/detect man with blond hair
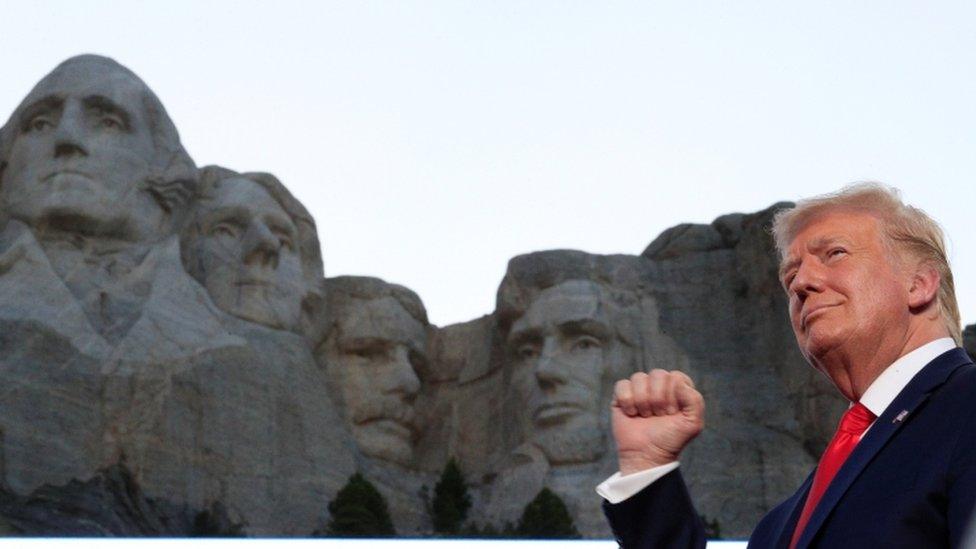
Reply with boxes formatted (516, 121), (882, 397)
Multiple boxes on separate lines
(599, 184), (976, 548)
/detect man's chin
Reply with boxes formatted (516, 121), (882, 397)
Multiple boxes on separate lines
(220, 294), (301, 332)
(355, 423), (414, 466)
(799, 327), (846, 361)
(533, 415), (604, 465)
(32, 203), (137, 239)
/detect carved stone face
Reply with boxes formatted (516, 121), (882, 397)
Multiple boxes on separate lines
(325, 296), (425, 466)
(1, 60), (164, 240)
(507, 280), (615, 465)
(185, 177), (304, 330)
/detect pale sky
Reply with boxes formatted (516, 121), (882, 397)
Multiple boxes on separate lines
(2, 1), (975, 327)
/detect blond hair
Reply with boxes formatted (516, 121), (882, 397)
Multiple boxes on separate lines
(772, 183), (961, 345)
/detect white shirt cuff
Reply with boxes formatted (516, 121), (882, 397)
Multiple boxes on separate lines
(595, 462), (680, 504)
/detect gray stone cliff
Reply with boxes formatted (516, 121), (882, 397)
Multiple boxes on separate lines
(0, 55), (967, 539)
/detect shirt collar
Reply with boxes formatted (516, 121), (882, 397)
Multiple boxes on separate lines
(859, 337), (957, 417)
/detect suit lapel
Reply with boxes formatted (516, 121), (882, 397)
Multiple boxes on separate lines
(770, 471), (814, 548)
(794, 347), (972, 549)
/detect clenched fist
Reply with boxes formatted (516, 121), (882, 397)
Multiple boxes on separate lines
(611, 369), (705, 475)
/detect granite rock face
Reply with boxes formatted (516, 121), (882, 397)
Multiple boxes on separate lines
(0, 462), (243, 536)
(640, 204), (845, 534)
(0, 55), (931, 539)
(0, 55), (355, 536)
(417, 207), (845, 538)
(315, 275), (435, 533)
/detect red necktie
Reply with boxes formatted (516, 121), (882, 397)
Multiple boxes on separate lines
(789, 401), (876, 549)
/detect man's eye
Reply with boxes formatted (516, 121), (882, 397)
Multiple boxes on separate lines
(827, 248), (847, 259)
(274, 231), (294, 250)
(99, 116), (122, 129)
(210, 223), (240, 238)
(25, 117), (53, 133)
(572, 336), (601, 352)
(92, 108), (126, 131)
(517, 345), (539, 360)
(349, 348), (382, 360)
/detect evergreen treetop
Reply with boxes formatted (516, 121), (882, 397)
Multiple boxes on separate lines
(326, 473), (395, 537)
(431, 457), (472, 535)
(515, 488), (580, 539)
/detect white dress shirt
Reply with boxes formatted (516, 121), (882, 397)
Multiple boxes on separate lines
(596, 337), (958, 504)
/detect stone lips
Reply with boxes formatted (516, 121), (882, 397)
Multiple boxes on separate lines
(0, 55), (967, 538)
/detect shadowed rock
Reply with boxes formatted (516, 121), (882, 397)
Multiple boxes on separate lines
(0, 55), (869, 539)
(0, 56), (355, 536)
(0, 462), (243, 536)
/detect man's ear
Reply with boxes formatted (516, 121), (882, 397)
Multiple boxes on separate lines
(908, 263), (940, 311)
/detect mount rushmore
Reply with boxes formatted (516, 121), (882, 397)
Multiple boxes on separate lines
(0, 55), (971, 538)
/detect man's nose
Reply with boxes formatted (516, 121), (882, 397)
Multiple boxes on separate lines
(534, 339), (567, 390)
(242, 222), (280, 268)
(53, 104), (88, 159)
(386, 346), (421, 402)
(789, 260), (825, 301)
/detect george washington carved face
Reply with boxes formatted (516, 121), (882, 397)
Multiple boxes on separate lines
(0, 55), (193, 242)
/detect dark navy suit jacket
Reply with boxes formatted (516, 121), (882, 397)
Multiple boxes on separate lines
(603, 347), (976, 548)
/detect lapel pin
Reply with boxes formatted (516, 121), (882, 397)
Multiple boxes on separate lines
(893, 410), (909, 423)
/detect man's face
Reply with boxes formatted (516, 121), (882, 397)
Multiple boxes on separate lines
(186, 177), (304, 330)
(1, 62), (161, 239)
(780, 211), (911, 369)
(507, 280), (611, 464)
(326, 296), (426, 466)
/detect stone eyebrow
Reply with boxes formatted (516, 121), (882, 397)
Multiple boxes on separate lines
(18, 95), (63, 129)
(558, 319), (610, 340)
(265, 214), (297, 238)
(507, 325), (543, 346)
(201, 206), (251, 228)
(339, 336), (392, 349)
(82, 94), (132, 130)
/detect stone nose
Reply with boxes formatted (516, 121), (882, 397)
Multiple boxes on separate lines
(534, 339), (567, 390)
(386, 345), (421, 401)
(242, 221), (280, 269)
(53, 104), (88, 159)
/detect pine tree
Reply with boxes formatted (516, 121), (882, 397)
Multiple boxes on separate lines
(700, 514), (722, 539)
(514, 488), (580, 539)
(430, 457), (472, 535)
(325, 473), (395, 537)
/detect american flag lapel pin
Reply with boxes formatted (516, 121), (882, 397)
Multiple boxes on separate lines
(893, 410), (909, 423)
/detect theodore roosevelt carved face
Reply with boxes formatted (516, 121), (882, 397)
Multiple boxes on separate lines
(320, 277), (429, 467)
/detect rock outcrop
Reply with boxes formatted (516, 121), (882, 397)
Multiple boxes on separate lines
(0, 55), (962, 539)
(0, 461), (243, 536)
(0, 55), (354, 536)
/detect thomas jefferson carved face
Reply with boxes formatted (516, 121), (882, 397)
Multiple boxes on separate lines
(507, 280), (616, 465)
(184, 176), (304, 330)
(1, 58), (167, 241)
(324, 295), (426, 466)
